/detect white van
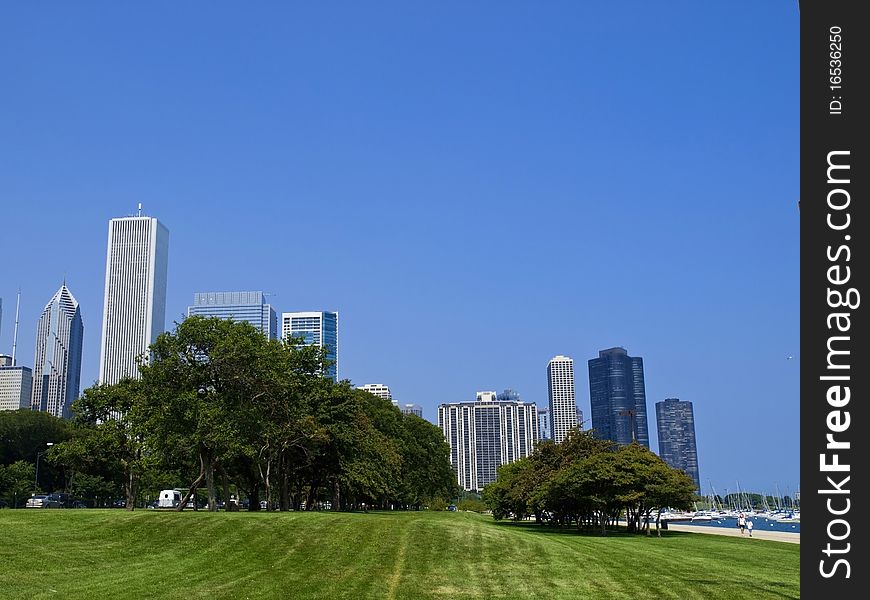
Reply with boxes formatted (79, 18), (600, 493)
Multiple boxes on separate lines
(158, 489), (182, 508)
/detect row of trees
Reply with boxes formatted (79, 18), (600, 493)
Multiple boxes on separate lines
(31, 316), (458, 511)
(481, 430), (697, 536)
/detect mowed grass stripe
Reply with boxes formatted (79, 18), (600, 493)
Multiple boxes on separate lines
(0, 510), (798, 600)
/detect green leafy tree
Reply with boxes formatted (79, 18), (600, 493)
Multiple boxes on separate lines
(49, 379), (149, 510)
(0, 460), (36, 508)
(139, 316), (278, 511)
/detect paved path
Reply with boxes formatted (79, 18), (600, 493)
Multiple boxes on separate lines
(666, 522), (800, 544)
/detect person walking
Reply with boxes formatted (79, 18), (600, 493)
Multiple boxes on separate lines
(738, 512), (746, 535)
(747, 519), (754, 537)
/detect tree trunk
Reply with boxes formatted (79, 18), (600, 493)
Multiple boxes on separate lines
(332, 479), (341, 511)
(221, 468), (232, 512)
(306, 479), (320, 510)
(124, 463), (137, 511)
(205, 453), (218, 512)
(248, 481), (260, 511)
(279, 454), (290, 511)
(178, 454), (206, 511)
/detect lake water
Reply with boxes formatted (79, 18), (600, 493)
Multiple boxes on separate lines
(674, 516), (800, 534)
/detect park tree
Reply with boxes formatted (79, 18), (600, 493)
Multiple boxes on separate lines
(0, 409), (71, 494)
(49, 379), (149, 510)
(139, 316), (288, 511)
(398, 413), (458, 509)
(0, 460), (36, 507)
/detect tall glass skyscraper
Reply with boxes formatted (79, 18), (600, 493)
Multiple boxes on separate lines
(31, 283), (84, 418)
(656, 398), (700, 492)
(537, 406), (552, 440)
(438, 391), (539, 491)
(547, 355), (577, 444)
(281, 311), (338, 380)
(588, 347), (650, 448)
(99, 212), (169, 385)
(188, 291), (277, 339)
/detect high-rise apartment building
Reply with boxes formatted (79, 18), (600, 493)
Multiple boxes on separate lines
(0, 364), (32, 411)
(438, 390), (539, 491)
(656, 398), (700, 491)
(31, 284), (84, 418)
(359, 383), (392, 402)
(547, 355), (577, 444)
(588, 347), (650, 448)
(99, 212), (169, 385)
(188, 291), (277, 339)
(281, 311), (338, 381)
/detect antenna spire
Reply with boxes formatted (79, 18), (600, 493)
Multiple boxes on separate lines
(137, 202), (143, 217)
(11, 289), (21, 366)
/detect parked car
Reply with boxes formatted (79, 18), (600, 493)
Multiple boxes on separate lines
(26, 495), (50, 508)
(47, 493), (71, 508)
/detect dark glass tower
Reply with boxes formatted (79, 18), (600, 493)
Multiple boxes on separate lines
(588, 347), (649, 447)
(655, 398), (700, 492)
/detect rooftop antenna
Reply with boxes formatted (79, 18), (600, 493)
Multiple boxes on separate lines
(137, 202), (143, 217)
(11, 289), (21, 366)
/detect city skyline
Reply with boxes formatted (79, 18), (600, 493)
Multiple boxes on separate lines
(0, 2), (799, 493)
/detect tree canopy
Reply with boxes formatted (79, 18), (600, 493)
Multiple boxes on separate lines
(483, 430), (697, 536)
(42, 315), (457, 512)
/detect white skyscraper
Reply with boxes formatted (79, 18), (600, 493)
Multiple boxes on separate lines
(547, 355), (577, 444)
(438, 391), (539, 491)
(31, 284), (84, 418)
(99, 212), (169, 385)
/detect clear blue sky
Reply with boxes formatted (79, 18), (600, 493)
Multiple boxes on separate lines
(0, 2), (799, 497)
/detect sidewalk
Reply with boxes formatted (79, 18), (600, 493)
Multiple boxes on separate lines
(666, 522), (800, 544)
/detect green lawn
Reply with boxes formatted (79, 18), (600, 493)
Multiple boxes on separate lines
(0, 509), (799, 599)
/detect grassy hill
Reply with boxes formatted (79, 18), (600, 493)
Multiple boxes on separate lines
(0, 509), (798, 599)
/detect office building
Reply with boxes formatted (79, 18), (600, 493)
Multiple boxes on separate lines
(31, 284), (84, 418)
(99, 211), (169, 384)
(656, 398), (700, 492)
(281, 311), (338, 380)
(588, 347), (650, 448)
(401, 403), (423, 418)
(577, 406), (584, 429)
(438, 390), (539, 491)
(188, 291), (277, 339)
(537, 406), (551, 440)
(547, 355), (577, 444)
(0, 365), (32, 411)
(359, 383), (392, 402)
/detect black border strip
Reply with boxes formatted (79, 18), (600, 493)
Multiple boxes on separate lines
(801, 0), (868, 594)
